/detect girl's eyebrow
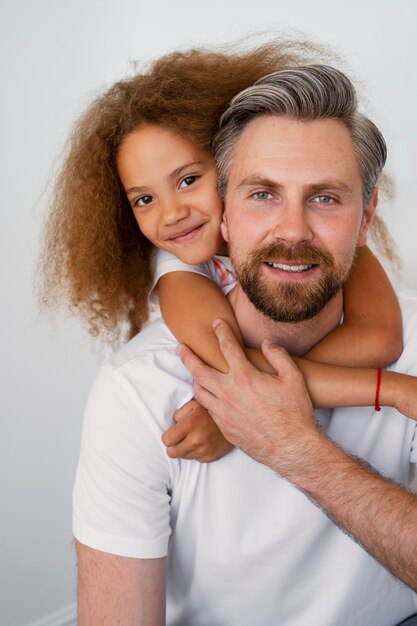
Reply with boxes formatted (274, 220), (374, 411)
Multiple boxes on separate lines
(125, 160), (207, 196)
(169, 160), (206, 179)
(126, 185), (148, 196)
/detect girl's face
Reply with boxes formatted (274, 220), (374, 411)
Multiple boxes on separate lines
(117, 125), (227, 265)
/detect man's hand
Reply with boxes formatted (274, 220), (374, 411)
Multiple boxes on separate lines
(178, 318), (318, 473)
(180, 320), (417, 592)
(162, 399), (233, 462)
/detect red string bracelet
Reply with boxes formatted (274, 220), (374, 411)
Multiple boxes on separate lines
(374, 367), (382, 411)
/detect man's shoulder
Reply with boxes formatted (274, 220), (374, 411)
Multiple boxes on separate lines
(92, 316), (191, 406)
(85, 317), (192, 433)
(107, 316), (177, 371)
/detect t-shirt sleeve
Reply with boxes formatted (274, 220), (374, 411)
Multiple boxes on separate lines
(72, 361), (173, 558)
(150, 248), (236, 304)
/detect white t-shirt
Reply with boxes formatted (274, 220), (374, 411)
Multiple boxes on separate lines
(73, 290), (417, 626)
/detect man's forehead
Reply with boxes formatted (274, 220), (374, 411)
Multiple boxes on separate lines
(233, 114), (354, 154)
(228, 114), (361, 185)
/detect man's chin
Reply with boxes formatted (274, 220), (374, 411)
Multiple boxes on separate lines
(241, 279), (343, 324)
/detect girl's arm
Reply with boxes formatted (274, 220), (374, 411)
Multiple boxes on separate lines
(304, 246), (403, 367)
(291, 357), (417, 421)
(158, 271), (241, 461)
(158, 271), (242, 374)
(158, 249), (405, 461)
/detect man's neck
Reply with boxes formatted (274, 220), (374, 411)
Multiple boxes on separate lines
(228, 286), (343, 356)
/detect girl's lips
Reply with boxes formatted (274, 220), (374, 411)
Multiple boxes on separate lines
(168, 223), (204, 244)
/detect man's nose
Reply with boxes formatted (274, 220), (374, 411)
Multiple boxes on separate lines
(271, 200), (313, 245)
(161, 196), (190, 225)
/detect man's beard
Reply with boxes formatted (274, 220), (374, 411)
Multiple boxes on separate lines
(230, 242), (353, 323)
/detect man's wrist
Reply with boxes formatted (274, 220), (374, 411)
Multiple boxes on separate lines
(269, 425), (330, 487)
(277, 430), (361, 502)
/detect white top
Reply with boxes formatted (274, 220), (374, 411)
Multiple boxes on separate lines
(150, 248), (236, 304)
(73, 290), (417, 626)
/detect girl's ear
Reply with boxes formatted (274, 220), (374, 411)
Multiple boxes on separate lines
(358, 187), (378, 247)
(221, 213), (229, 242)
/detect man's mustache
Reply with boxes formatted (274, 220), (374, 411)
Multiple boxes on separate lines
(248, 243), (335, 267)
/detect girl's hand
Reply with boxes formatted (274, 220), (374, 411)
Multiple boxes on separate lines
(162, 399), (233, 463)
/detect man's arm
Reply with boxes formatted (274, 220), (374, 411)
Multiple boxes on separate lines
(178, 319), (417, 591)
(76, 541), (166, 626)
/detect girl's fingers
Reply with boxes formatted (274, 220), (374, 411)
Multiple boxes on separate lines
(173, 398), (199, 422)
(166, 440), (194, 459)
(161, 421), (187, 447)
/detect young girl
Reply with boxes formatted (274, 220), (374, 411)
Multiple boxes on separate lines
(41, 41), (416, 462)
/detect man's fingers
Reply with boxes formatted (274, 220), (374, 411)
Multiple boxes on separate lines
(178, 321), (252, 392)
(261, 341), (304, 382)
(193, 382), (219, 416)
(212, 319), (247, 368)
(178, 344), (220, 390)
(262, 341), (305, 385)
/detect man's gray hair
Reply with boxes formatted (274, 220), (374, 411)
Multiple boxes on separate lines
(213, 65), (387, 206)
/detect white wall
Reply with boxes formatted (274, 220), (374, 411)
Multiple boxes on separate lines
(1, 1), (416, 624)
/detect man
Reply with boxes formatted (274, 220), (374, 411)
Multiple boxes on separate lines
(74, 66), (417, 625)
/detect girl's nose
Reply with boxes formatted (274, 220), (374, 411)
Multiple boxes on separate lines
(161, 197), (190, 225)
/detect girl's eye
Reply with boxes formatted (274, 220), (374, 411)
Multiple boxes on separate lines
(253, 191), (272, 200)
(179, 175), (198, 188)
(135, 195), (153, 207)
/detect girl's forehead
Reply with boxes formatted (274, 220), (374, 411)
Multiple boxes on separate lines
(117, 124), (216, 190)
(118, 125), (214, 169)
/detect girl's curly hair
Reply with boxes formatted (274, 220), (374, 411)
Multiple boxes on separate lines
(38, 39), (338, 346)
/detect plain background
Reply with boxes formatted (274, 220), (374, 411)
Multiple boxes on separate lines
(2, 1), (417, 625)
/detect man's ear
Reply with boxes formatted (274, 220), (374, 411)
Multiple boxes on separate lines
(358, 187), (378, 246)
(221, 212), (229, 242)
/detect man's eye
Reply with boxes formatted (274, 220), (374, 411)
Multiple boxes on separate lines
(135, 195), (153, 207)
(179, 175), (198, 188)
(253, 191), (272, 200)
(315, 195), (334, 205)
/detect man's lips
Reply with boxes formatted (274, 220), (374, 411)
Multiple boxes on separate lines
(167, 223), (204, 243)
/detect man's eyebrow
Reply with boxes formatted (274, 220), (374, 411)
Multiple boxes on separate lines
(237, 176), (280, 190)
(237, 176), (354, 194)
(306, 180), (354, 194)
